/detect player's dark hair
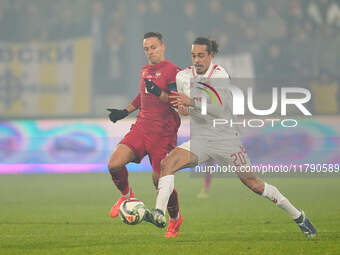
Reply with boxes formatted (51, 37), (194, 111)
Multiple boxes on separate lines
(193, 37), (219, 55)
(144, 32), (163, 43)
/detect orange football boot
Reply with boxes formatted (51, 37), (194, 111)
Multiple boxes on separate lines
(110, 190), (135, 218)
(165, 214), (183, 238)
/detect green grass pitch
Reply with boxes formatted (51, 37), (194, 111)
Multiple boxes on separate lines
(0, 172), (339, 255)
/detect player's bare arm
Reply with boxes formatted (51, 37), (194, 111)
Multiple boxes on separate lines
(107, 102), (137, 124)
(125, 103), (137, 113)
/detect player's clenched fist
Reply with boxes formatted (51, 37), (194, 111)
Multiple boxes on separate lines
(107, 108), (129, 123)
(144, 79), (162, 97)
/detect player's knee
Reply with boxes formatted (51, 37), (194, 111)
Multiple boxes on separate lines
(108, 159), (124, 174)
(160, 158), (172, 176)
(160, 158), (168, 172)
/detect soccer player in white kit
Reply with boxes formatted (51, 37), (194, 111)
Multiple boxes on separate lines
(145, 37), (317, 238)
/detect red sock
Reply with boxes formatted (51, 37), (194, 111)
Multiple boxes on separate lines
(110, 166), (129, 195)
(167, 189), (179, 219)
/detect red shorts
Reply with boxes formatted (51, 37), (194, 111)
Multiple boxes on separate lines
(119, 124), (177, 173)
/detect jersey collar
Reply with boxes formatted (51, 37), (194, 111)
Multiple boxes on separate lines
(192, 62), (216, 78)
(146, 59), (169, 70)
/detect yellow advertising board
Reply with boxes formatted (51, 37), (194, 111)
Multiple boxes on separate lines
(0, 38), (92, 118)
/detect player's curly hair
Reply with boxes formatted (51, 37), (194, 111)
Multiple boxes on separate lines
(193, 37), (218, 55)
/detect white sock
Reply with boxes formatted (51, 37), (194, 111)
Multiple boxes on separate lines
(156, 175), (175, 214)
(262, 183), (301, 220)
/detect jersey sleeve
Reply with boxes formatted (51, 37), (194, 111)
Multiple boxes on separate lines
(165, 65), (181, 94)
(168, 65), (181, 84)
(130, 93), (141, 109)
(176, 71), (190, 96)
(214, 67), (230, 79)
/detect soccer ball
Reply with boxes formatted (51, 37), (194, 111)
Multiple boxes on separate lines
(119, 198), (146, 225)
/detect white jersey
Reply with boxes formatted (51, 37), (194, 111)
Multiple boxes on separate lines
(176, 63), (247, 165)
(176, 62), (237, 138)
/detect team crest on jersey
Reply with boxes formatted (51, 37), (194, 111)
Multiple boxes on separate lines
(155, 72), (161, 78)
(143, 71), (153, 79)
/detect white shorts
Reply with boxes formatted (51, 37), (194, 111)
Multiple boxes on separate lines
(178, 137), (251, 167)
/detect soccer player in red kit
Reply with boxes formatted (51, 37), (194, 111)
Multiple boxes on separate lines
(106, 32), (182, 237)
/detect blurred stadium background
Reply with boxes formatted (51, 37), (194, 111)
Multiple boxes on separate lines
(1, 1), (340, 254)
(1, 0), (340, 174)
(1, 0), (339, 111)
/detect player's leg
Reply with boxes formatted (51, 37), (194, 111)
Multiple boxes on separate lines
(224, 145), (302, 221)
(150, 146), (196, 237)
(108, 144), (135, 193)
(146, 136), (191, 234)
(148, 156), (181, 223)
(107, 144), (137, 217)
(156, 146), (197, 213)
(238, 173), (317, 237)
(215, 140), (316, 237)
(237, 171), (301, 217)
(146, 134), (185, 219)
(151, 168), (160, 188)
(145, 145), (197, 229)
(260, 180), (317, 237)
(108, 128), (146, 218)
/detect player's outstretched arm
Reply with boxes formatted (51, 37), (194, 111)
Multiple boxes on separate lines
(107, 104), (136, 123)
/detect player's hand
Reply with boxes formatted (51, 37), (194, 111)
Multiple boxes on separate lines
(169, 91), (192, 107)
(178, 105), (189, 116)
(144, 79), (162, 97)
(106, 108), (129, 123)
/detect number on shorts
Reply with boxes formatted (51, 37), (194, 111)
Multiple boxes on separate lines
(230, 146), (247, 166)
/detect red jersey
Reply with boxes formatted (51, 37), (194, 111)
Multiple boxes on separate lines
(130, 60), (181, 136)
